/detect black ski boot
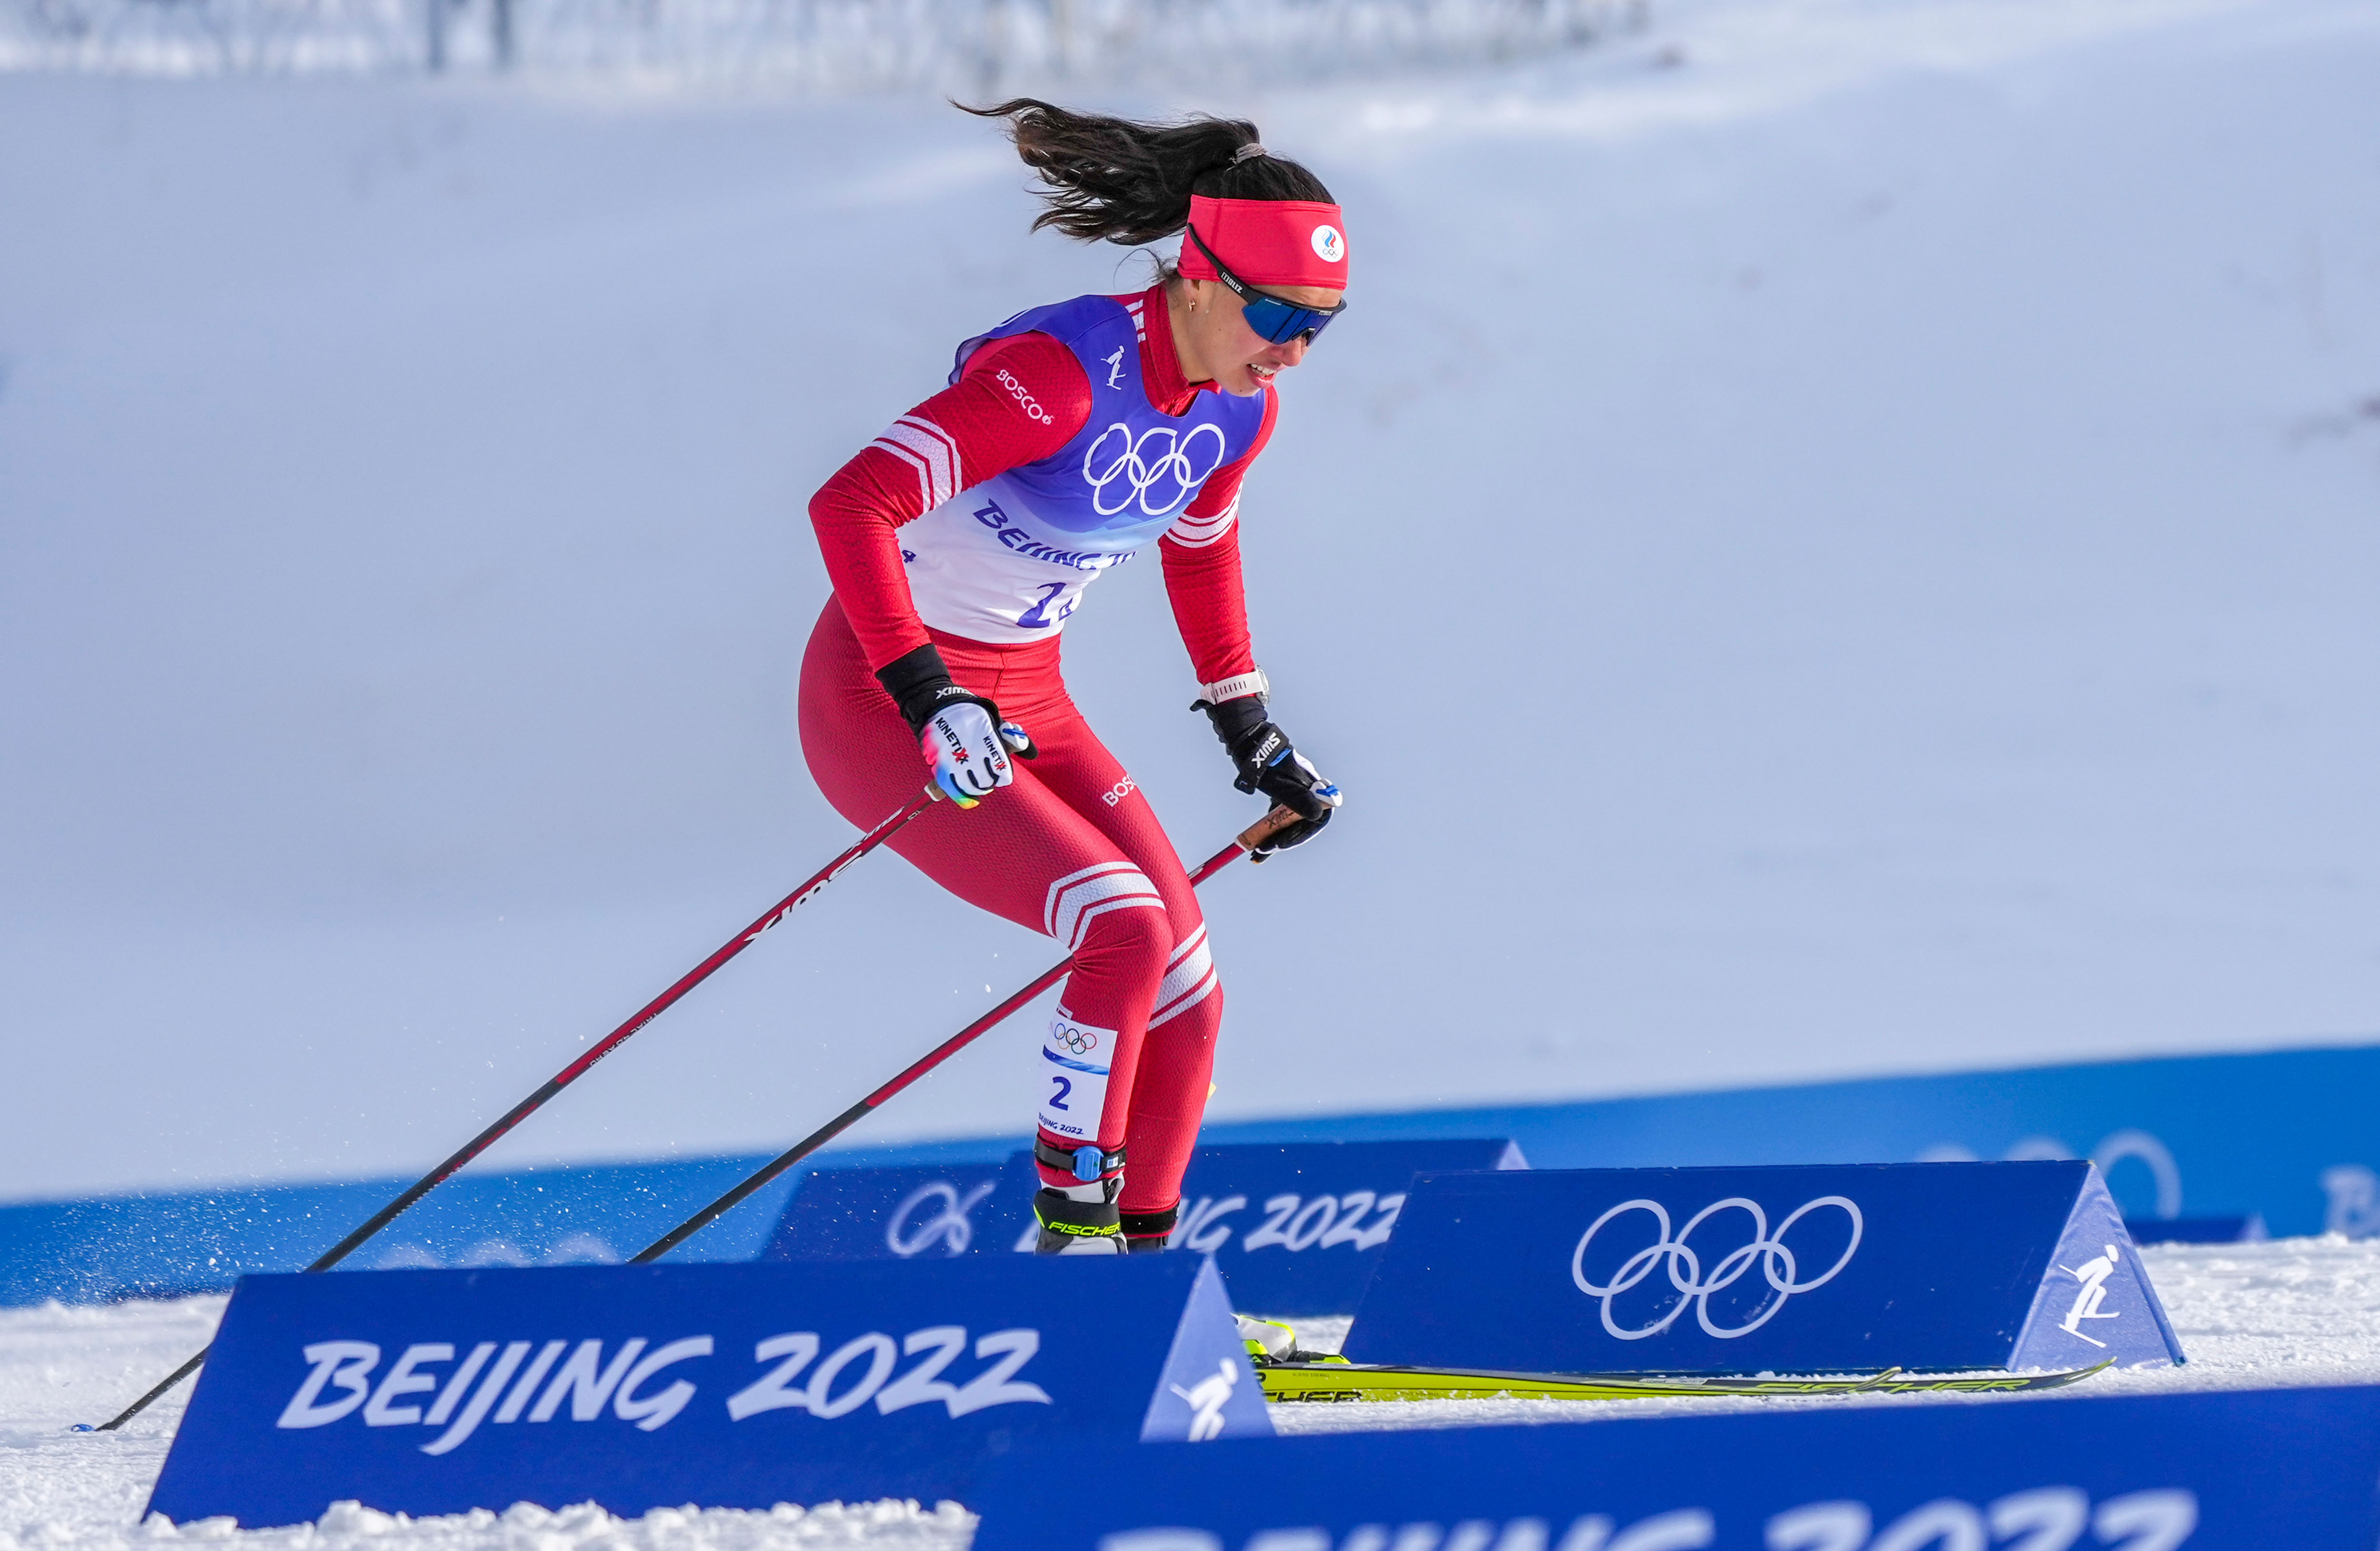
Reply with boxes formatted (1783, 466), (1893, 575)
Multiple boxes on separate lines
(1033, 1187), (1123, 1253)
(1032, 1140), (1127, 1254)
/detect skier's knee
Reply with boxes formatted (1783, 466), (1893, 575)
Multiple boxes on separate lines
(1147, 934), (1221, 1037)
(1049, 865), (1170, 956)
(1074, 896), (1171, 976)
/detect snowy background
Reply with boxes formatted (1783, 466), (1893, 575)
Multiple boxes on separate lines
(0, 0), (1641, 87)
(5, 0), (2380, 1207)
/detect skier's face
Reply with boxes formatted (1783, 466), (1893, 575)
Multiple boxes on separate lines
(1177, 278), (1344, 397)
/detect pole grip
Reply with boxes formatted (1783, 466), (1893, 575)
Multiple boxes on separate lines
(1237, 805), (1304, 860)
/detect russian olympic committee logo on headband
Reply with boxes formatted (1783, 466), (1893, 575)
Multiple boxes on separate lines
(1570, 1194), (1863, 1341)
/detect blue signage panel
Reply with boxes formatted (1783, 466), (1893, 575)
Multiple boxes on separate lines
(760, 1161), (1029, 1262)
(0, 1138), (1019, 1309)
(27, 1041), (2380, 1313)
(971, 1384), (2380, 1551)
(1345, 1161), (2182, 1375)
(147, 1255), (1268, 1529)
(2125, 1214), (2265, 1245)
(757, 1141), (1525, 1316)
(1198, 1042), (2380, 1239)
(1168, 1139), (1526, 1316)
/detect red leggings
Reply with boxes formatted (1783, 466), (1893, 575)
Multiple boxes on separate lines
(798, 598), (1219, 1214)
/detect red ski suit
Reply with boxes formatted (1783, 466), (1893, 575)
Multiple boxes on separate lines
(801, 283), (1272, 1215)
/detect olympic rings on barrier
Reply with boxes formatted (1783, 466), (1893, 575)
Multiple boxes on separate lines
(1569, 1195), (1864, 1341)
(1081, 422), (1229, 517)
(884, 1180), (999, 1257)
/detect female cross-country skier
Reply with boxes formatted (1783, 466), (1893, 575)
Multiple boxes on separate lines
(799, 100), (1347, 1254)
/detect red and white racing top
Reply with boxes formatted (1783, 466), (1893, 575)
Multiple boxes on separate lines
(808, 283), (1273, 692)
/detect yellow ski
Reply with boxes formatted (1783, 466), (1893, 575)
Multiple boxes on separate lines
(1256, 1356), (2116, 1404)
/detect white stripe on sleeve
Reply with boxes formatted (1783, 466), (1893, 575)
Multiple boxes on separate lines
(869, 414), (961, 511)
(1165, 495), (1239, 549)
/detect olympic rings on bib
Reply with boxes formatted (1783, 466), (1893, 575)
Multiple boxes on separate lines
(1081, 422), (1229, 518)
(1053, 1025), (1101, 1054)
(1569, 1195), (1864, 1341)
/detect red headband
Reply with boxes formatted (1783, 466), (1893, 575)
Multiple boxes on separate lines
(1177, 194), (1349, 290)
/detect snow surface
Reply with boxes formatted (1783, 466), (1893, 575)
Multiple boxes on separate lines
(6, 0), (2380, 1205)
(7, 1239), (2380, 1547)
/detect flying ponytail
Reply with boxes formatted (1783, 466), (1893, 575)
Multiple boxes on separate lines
(959, 98), (1336, 247)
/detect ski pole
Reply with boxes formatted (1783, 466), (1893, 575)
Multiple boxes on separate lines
(94, 786), (938, 1433)
(628, 804), (1305, 1265)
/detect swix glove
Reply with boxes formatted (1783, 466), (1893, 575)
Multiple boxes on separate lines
(1194, 691), (1341, 851)
(878, 644), (1035, 809)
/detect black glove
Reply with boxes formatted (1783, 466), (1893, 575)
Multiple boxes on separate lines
(878, 644), (1036, 807)
(1195, 693), (1341, 851)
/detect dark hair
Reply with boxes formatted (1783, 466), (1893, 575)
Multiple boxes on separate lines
(959, 98), (1334, 248)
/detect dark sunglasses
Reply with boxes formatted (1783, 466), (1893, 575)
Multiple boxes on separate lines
(1185, 224), (1347, 346)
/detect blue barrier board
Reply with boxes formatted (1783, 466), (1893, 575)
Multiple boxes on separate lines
(1166, 1139), (1526, 1316)
(2125, 1214), (2266, 1245)
(970, 1384), (2380, 1551)
(760, 1140), (1525, 1315)
(24, 1040), (2380, 1312)
(1344, 1161), (2182, 1374)
(1197, 1041), (2380, 1238)
(0, 1137), (1020, 1308)
(147, 1254), (1267, 1529)
(761, 1161), (1024, 1261)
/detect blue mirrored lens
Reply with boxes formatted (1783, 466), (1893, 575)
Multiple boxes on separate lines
(1242, 295), (1338, 345)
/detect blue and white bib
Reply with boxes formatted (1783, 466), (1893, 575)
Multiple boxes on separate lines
(897, 293), (1267, 643)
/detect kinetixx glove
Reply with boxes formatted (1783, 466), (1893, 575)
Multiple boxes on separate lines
(877, 643), (1035, 809)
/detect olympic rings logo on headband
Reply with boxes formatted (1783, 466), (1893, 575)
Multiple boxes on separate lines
(1081, 422), (1228, 517)
(1569, 1195), (1864, 1341)
(884, 1179), (998, 1257)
